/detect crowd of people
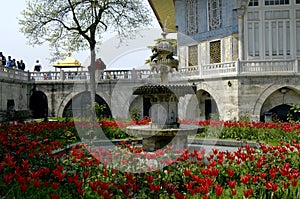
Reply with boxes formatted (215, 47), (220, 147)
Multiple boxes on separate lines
(0, 51), (27, 71)
(0, 51), (44, 72)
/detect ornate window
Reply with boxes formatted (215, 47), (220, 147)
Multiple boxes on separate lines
(249, 0), (259, 6)
(208, 0), (222, 30)
(210, 41), (221, 63)
(265, 0), (289, 5)
(188, 45), (198, 66)
(186, 0), (198, 35)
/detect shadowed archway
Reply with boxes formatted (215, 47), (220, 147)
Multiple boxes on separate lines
(29, 90), (48, 119)
(63, 91), (112, 118)
(267, 104), (300, 122)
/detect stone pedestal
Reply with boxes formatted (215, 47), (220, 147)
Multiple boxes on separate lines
(126, 124), (202, 152)
(142, 135), (188, 151)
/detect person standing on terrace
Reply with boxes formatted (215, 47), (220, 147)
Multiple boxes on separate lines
(34, 60), (42, 72)
(6, 56), (13, 68)
(0, 52), (6, 66)
(20, 60), (25, 70)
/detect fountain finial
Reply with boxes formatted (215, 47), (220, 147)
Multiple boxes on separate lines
(149, 30), (178, 84)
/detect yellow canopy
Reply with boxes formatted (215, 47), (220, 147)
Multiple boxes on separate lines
(54, 52), (81, 68)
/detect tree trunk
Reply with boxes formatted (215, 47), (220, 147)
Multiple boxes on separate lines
(89, 46), (96, 122)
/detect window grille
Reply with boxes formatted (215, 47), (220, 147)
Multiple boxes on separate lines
(188, 45), (198, 66)
(186, 0), (198, 35)
(208, 0), (222, 30)
(210, 41), (221, 63)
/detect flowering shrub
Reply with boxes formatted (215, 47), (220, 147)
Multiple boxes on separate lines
(0, 119), (299, 198)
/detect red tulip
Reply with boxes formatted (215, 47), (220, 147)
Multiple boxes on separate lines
(266, 181), (279, 191)
(2, 173), (15, 184)
(244, 189), (253, 198)
(232, 189), (237, 196)
(89, 181), (99, 191)
(20, 183), (29, 192)
(83, 171), (90, 179)
(252, 176), (259, 183)
(150, 184), (160, 192)
(259, 172), (267, 179)
(202, 195), (209, 199)
(212, 148), (219, 155)
(291, 179), (298, 187)
(227, 169), (234, 177)
(282, 181), (290, 189)
(241, 174), (251, 185)
(33, 180), (42, 189)
(214, 184), (223, 196)
(50, 194), (59, 199)
(269, 168), (278, 179)
(77, 189), (84, 196)
(228, 180), (236, 189)
(52, 182), (60, 190)
(184, 169), (191, 177)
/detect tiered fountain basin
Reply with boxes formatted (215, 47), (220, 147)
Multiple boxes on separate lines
(126, 124), (203, 151)
(127, 84), (202, 151)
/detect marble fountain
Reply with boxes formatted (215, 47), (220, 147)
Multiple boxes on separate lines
(126, 31), (202, 152)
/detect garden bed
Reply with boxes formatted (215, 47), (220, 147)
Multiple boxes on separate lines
(0, 119), (299, 198)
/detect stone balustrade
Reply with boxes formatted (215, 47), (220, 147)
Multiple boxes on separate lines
(0, 65), (30, 81)
(1, 58), (300, 82)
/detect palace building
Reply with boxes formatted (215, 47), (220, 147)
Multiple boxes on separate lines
(148, 0), (300, 121)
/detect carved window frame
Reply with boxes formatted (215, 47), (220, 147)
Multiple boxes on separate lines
(186, 0), (198, 35)
(208, 0), (222, 30)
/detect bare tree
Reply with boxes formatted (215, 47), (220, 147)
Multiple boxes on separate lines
(19, 0), (152, 118)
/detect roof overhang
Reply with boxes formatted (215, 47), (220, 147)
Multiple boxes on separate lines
(148, 0), (176, 32)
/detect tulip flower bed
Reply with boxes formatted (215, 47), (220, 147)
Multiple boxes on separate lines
(188, 120), (300, 144)
(0, 119), (299, 198)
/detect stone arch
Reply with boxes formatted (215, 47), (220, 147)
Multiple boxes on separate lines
(195, 83), (221, 120)
(57, 91), (111, 118)
(253, 84), (300, 120)
(29, 90), (48, 119)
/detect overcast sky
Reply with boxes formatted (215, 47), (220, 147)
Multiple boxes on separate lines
(0, 1), (161, 71)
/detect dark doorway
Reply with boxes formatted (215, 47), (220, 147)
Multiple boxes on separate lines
(63, 91), (112, 118)
(143, 97), (151, 117)
(29, 91), (48, 119)
(268, 104), (300, 122)
(205, 99), (218, 120)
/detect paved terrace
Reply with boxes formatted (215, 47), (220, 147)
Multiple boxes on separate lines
(1, 58), (300, 82)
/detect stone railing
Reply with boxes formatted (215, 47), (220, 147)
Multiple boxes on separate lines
(30, 71), (90, 81)
(1, 58), (300, 82)
(177, 58), (300, 78)
(0, 65), (30, 81)
(201, 62), (237, 77)
(238, 59), (297, 74)
(177, 62), (237, 78)
(29, 68), (153, 81)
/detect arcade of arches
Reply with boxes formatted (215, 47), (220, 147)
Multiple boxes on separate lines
(28, 86), (300, 122)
